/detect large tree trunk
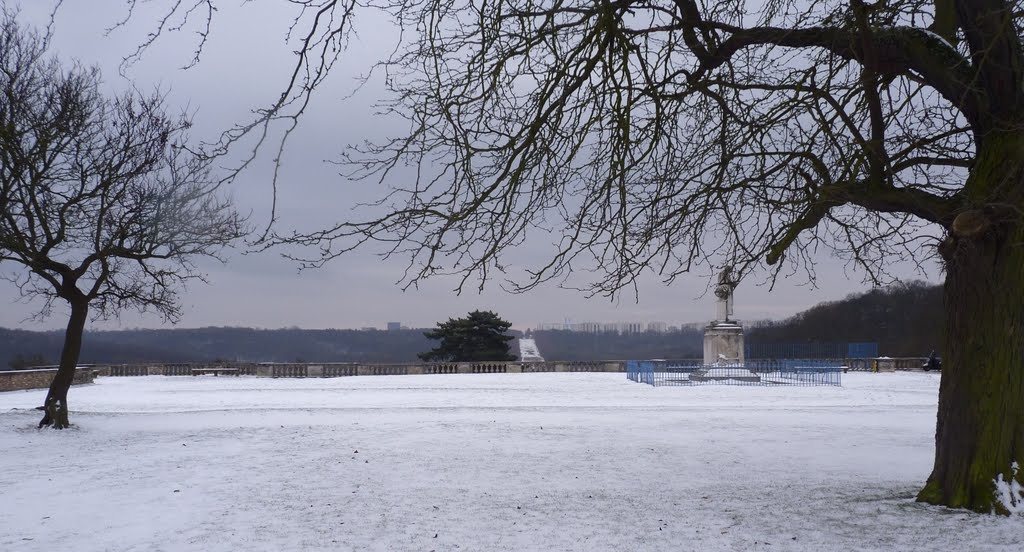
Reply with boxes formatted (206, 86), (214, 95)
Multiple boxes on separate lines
(917, 135), (1024, 514)
(38, 299), (89, 430)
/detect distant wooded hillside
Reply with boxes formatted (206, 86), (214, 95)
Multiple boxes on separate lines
(0, 327), (443, 369)
(529, 328), (704, 360)
(745, 281), (942, 357)
(1, 282), (942, 368)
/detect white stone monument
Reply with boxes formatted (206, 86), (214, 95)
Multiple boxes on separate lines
(703, 265), (745, 365)
(695, 266), (758, 382)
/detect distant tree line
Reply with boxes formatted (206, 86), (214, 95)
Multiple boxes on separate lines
(0, 327), (443, 369)
(531, 328), (704, 361)
(1, 282), (941, 368)
(7, 352), (49, 370)
(746, 281), (942, 357)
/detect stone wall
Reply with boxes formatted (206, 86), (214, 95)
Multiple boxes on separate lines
(0, 368), (97, 392)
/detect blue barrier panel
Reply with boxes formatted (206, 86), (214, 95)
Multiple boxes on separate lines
(847, 342), (879, 358)
(745, 342), (878, 360)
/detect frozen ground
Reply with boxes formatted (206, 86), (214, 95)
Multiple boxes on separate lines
(1, 372), (1021, 551)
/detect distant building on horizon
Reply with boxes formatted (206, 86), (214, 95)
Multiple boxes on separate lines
(535, 320), (672, 334)
(386, 322), (402, 331)
(646, 321), (668, 333)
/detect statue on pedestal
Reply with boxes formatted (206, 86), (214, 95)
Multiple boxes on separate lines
(700, 263), (753, 377)
(714, 265), (737, 323)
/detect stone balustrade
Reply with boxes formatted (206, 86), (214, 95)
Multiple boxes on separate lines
(1, 358), (932, 392)
(79, 359), (628, 378)
(323, 364), (358, 377)
(425, 364), (457, 374)
(844, 357), (930, 371)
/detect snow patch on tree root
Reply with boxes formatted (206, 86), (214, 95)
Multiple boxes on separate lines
(40, 396), (70, 430)
(993, 462), (1024, 515)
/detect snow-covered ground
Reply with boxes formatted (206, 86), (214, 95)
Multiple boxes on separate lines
(1, 373), (1020, 551)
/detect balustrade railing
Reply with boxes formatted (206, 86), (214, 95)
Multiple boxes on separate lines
(162, 364), (193, 376)
(272, 365), (308, 378)
(108, 365), (149, 376)
(471, 363), (507, 373)
(425, 364), (458, 374)
(370, 365), (408, 376)
(323, 364), (358, 377)
(90, 356), (926, 379)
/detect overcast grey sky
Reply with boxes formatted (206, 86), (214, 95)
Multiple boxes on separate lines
(0, 1), (943, 331)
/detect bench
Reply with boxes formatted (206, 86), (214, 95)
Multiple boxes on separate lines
(191, 367), (240, 376)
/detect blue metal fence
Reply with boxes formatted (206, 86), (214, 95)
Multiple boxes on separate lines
(744, 342), (878, 360)
(626, 359), (842, 387)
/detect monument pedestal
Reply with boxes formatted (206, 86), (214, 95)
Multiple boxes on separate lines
(703, 322), (745, 365)
(698, 321), (759, 382)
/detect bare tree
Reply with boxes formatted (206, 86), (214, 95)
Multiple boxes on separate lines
(0, 9), (247, 429)
(116, 0), (1021, 512)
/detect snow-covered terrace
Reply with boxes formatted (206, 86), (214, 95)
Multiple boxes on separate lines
(1, 372), (1021, 551)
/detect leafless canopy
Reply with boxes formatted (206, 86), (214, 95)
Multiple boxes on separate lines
(0, 8), (247, 321)
(116, 1), (1014, 296)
